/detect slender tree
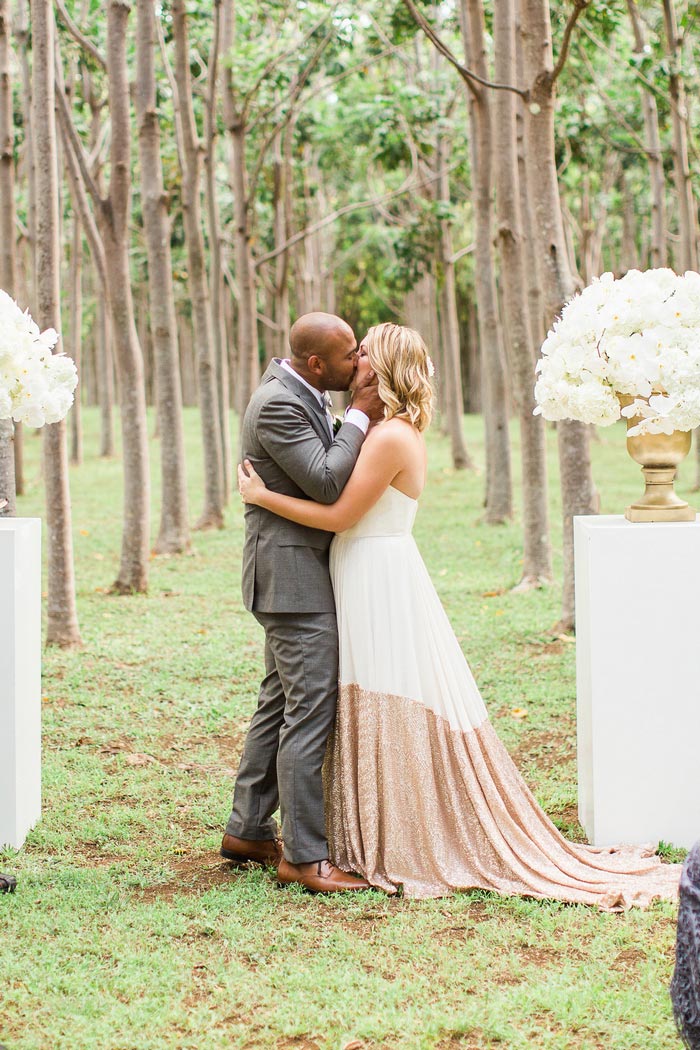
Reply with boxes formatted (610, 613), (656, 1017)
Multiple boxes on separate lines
(57, 0), (151, 592)
(32, 0), (81, 645)
(136, 0), (190, 553)
(171, 0), (225, 527)
(436, 124), (473, 470)
(0, 0), (15, 513)
(221, 0), (262, 421)
(493, 0), (551, 588)
(520, 0), (596, 630)
(661, 0), (698, 273)
(68, 214), (83, 464)
(626, 0), (667, 269)
(204, 0), (232, 502)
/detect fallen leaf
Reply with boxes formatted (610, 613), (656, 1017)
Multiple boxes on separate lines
(79, 529), (89, 537)
(481, 589), (504, 598)
(511, 708), (528, 719)
(342, 1042), (364, 1050)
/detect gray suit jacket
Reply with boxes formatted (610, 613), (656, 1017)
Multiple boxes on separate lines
(241, 360), (365, 613)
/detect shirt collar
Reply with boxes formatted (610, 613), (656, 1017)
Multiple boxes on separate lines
(280, 358), (324, 406)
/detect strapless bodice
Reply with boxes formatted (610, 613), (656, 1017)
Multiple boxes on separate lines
(335, 485), (418, 540)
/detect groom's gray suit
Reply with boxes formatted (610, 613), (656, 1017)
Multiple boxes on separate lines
(225, 360), (365, 863)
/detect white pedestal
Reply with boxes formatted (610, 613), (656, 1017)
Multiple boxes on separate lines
(0, 518), (41, 849)
(574, 514), (700, 849)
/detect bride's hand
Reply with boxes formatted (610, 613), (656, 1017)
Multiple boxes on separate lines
(238, 460), (268, 505)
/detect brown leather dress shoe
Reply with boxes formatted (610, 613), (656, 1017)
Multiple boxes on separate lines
(220, 834), (283, 867)
(277, 858), (371, 893)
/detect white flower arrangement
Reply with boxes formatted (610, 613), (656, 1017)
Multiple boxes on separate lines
(0, 289), (78, 428)
(533, 268), (700, 436)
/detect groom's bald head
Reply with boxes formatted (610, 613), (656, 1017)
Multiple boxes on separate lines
(288, 312), (357, 392)
(290, 312), (355, 365)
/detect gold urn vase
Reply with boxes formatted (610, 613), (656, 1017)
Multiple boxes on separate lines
(618, 395), (696, 522)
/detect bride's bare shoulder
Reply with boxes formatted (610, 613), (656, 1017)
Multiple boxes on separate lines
(366, 417), (421, 447)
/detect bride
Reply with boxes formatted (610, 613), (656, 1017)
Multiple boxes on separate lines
(238, 322), (679, 909)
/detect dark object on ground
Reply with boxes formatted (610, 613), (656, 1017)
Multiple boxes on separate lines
(0, 872), (16, 893)
(671, 841), (700, 1049)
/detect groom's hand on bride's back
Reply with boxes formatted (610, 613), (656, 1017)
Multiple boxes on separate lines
(351, 371), (383, 423)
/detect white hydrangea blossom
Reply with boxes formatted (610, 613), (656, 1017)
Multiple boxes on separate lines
(533, 268), (700, 436)
(0, 289), (78, 428)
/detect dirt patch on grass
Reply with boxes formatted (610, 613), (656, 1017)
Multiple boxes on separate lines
(435, 1031), (488, 1049)
(213, 728), (247, 764)
(612, 947), (647, 972)
(526, 637), (573, 659)
(134, 853), (253, 902)
(71, 842), (127, 867)
(512, 723), (575, 776)
(276, 1039), (321, 1050)
(518, 946), (564, 966)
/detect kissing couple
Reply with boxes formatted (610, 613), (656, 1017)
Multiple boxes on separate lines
(221, 311), (678, 908)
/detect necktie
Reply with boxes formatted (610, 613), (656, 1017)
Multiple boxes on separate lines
(321, 391), (334, 438)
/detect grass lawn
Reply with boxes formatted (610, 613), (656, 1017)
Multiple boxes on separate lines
(0, 407), (689, 1050)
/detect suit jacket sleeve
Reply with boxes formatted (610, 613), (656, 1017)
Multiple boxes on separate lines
(257, 398), (364, 504)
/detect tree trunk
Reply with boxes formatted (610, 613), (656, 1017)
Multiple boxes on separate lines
(205, 0), (232, 503)
(230, 120), (260, 421)
(520, 0), (597, 631)
(221, 0), (260, 426)
(621, 172), (640, 272)
(263, 123), (289, 361)
(172, 0), (224, 526)
(493, 0), (551, 588)
(0, 0), (15, 514)
(626, 0), (667, 269)
(662, 0), (698, 273)
(68, 213), (83, 465)
(12, 0), (32, 500)
(97, 296), (115, 456)
(100, 0), (150, 592)
(136, 0), (190, 554)
(32, 0), (81, 645)
(436, 131), (473, 470)
(461, 0), (513, 523)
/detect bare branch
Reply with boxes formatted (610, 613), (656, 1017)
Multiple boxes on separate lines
(401, 0), (528, 101)
(575, 44), (648, 154)
(247, 21), (334, 203)
(241, 9), (332, 120)
(551, 0), (590, 84)
(449, 242), (475, 265)
(56, 101), (106, 287)
(54, 75), (103, 210)
(155, 7), (186, 172)
(55, 0), (106, 72)
(255, 161), (462, 269)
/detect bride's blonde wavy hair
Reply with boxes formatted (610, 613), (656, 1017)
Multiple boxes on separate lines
(364, 322), (434, 432)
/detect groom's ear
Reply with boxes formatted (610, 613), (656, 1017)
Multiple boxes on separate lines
(307, 354), (323, 376)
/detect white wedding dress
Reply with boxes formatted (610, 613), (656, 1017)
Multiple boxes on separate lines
(324, 485), (680, 907)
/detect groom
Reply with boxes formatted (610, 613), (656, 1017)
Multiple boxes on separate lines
(222, 312), (382, 893)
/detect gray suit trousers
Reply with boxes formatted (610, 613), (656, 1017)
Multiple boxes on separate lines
(225, 610), (339, 864)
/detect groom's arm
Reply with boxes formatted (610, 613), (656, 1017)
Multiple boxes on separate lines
(257, 399), (365, 504)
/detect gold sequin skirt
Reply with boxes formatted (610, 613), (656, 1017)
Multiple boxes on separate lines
(326, 493), (680, 909)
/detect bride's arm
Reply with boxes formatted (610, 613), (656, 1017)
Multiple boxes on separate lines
(239, 425), (407, 532)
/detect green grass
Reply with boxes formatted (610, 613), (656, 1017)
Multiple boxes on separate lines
(0, 408), (689, 1050)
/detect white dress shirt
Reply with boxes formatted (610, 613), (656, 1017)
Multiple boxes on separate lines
(280, 359), (369, 437)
